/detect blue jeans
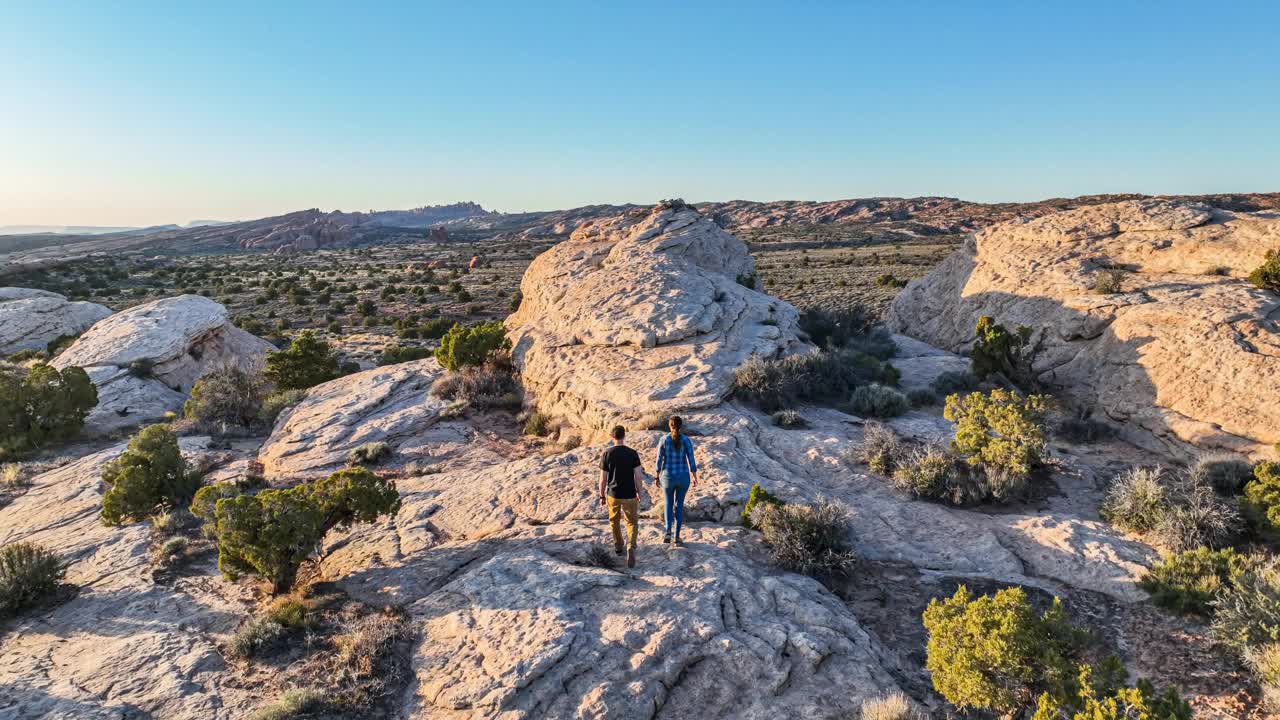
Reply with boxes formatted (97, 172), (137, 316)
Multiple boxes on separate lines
(663, 484), (689, 538)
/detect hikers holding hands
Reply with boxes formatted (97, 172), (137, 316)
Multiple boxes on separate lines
(599, 416), (700, 565)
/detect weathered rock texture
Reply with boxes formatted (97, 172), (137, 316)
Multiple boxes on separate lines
(507, 204), (809, 434)
(0, 439), (259, 720)
(51, 295), (275, 433)
(887, 199), (1280, 460)
(0, 287), (112, 356)
(257, 358), (457, 480)
(1, 203), (1224, 719)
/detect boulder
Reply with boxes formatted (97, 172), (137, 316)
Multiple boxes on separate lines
(50, 295), (275, 434)
(887, 199), (1280, 460)
(257, 358), (458, 480)
(507, 204), (809, 434)
(0, 287), (112, 356)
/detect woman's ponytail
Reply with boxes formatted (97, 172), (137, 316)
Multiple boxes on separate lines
(668, 415), (683, 442)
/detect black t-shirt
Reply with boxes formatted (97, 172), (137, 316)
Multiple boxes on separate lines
(600, 444), (642, 499)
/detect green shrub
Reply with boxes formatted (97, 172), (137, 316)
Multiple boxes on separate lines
(0, 363), (98, 460)
(850, 383), (909, 418)
(378, 345), (432, 366)
(1152, 478), (1242, 552)
(875, 273), (908, 288)
(769, 410), (806, 428)
(732, 350), (898, 413)
(0, 541), (66, 617)
(430, 353), (521, 410)
(945, 389), (1051, 483)
(1190, 453), (1254, 494)
(1091, 268), (1127, 294)
(264, 331), (340, 391)
(435, 320), (507, 371)
(931, 370), (979, 397)
(259, 389), (306, 426)
(1249, 250), (1280, 292)
(101, 424), (198, 526)
(1032, 675), (1192, 720)
(1100, 466), (1166, 533)
(969, 316), (1038, 390)
(213, 467), (400, 593)
(419, 316), (454, 339)
(347, 441), (390, 466)
(523, 411), (551, 436)
(45, 333), (79, 356)
(266, 597), (311, 628)
(891, 445), (976, 503)
(1212, 559), (1280, 657)
(797, 307), (871, 349)
(158, 536), (189, 560)
(1242, 461), (1280, 543)
(906, 388), (936, 408)
(857, 422), (904, 475)
(152, 508), (196, 533)
(846, 327), (898, 360)
(184, 365), (269, 432)
(585, 542), (617, 569)
(229, 616), (287, 659)
(924, 585), (1189, 718)
(741, 483), (785, 529)
(1139, 547), (1253, 616)
(924, 585), (1084, 715)
(190, 481), (242, 523)
(751, 500), (853, 575)
(6, 348), (44, 363)
(1102, 465), (1242, 551)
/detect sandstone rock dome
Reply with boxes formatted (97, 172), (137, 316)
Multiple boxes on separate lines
(887, 199), (1280, 460)
(507, 201), (809, 434)
(51, 294), (276, 433)
(0, 287), (112, 356)
(0, 203), (1234, 718)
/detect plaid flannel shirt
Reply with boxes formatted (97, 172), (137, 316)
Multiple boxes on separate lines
(655, 434), (697, 486)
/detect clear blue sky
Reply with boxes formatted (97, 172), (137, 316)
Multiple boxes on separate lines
(2, 0), (1278, 226)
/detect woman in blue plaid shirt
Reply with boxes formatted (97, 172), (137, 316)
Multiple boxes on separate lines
(655, 416), (698, 546)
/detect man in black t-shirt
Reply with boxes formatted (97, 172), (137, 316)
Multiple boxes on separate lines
(600, 425), (645, 568)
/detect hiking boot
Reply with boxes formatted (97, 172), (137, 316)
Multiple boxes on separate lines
(662, 534), (672, 544)
(627, 548), (636, 568)
(614, 544), (624, 556)
(673, 537), (684, 547)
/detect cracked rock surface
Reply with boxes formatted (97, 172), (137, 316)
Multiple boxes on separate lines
(886, 199), (1280, 460)
(50, 294), (276, 434)
(0, 203), (1234, 718)
(0, 438), (260, 720)
(0, 287), (112, 356)
(257, 358), (458, 480)
(507, 205), (810, 434)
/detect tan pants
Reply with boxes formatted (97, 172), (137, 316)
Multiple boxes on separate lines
(607, 496), (639, 552)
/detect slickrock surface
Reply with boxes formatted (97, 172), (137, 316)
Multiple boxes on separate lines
(507, 204), (808, 434)
(0, 287), (112, 356)
(0, 438), (259, 720)
(51, 295), (275, 434)
(887, 199), (1280, 460)
(257, 358), (458, 480)
(4, 203), (1241, 719)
